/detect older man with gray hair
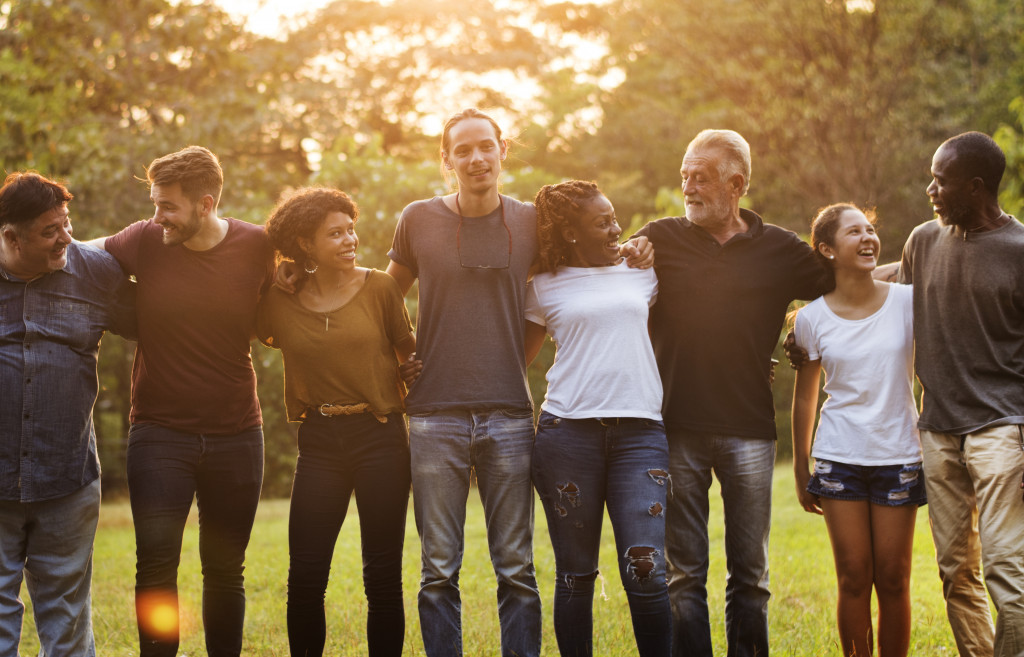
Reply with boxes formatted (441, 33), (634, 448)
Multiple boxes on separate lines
(636, 130), (830, 657)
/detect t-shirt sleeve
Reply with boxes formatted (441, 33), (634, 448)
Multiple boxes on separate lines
(897, 233), (913, 285)
(380, 273), (414, 347)
(387, 205), (418, 276)
(87, 246), (137, 339)
(787, 235), (832, 300)
(255, 291), (279, 348)
(104, 220), (149, 276)
(794, 306), (821, 361)
(523, 279), (546, 326)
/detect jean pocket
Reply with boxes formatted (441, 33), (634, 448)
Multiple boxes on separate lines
(497, 407), (534, 420)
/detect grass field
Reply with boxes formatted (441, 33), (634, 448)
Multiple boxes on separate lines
(15, 464), (961, 655)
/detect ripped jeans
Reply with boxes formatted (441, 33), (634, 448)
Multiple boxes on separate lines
(532, 412), (671, 657)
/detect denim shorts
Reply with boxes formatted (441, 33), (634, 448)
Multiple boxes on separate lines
(806, 459), (927, 507)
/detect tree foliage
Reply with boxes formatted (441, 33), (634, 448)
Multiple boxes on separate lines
(530, 0), (1024, 258)
(3, 0), (1024, 491)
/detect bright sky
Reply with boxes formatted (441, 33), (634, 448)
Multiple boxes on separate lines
(215, 0), (331, 37)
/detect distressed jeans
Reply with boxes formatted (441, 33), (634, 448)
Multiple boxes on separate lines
(126, 423), (264, 657)
(921, 425), (1024, 657)
(532, 412), (671, 657)
(0, 478), (101, 656)
(665, 432), (775, 657)
(287, 412), (410, 657)
(409, 409), (541, 657)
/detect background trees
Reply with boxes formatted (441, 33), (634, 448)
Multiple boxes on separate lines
(2, 0), (1023, 492)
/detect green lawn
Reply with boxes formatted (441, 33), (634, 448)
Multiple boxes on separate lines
(16, 464), (959, 655)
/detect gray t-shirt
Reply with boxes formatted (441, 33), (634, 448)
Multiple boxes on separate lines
(388, 195), (537, 414)
(899, 217), (1024, 434)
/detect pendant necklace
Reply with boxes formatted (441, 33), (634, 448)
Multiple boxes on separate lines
(320, 277), (345, 332)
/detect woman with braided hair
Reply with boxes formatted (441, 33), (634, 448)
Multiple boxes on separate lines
(525, 180), (671, 656)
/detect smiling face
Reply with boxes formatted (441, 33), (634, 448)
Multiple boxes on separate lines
(3, 204), (73, 279)
(302, 211), (358, 272)
(820, 209), (880, 273)
(927, 144), (976, 229)
(680, 147), (738, 227)
(563, 194), (622, 267)
(151, 182), (204, 246)
(443, 117), (507, 197)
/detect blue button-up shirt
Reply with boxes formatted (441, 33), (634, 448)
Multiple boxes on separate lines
(1, 241), (135, 502)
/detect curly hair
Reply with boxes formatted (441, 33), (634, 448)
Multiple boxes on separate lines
(264, 187), (359, 264)
(810, 202), (876, 269)
(534, 180), (602, 273)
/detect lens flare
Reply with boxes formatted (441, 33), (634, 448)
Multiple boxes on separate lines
(137, 590), (179, 640)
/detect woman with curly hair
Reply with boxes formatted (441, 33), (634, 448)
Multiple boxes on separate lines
(525, 180), (670, 656)
(257, 187), (415, 656)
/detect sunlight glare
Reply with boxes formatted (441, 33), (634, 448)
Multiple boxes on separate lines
(137, 590), (180, 640)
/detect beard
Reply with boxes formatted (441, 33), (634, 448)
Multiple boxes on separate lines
(686, 194), (732, 227)
(938, 200), (973, 229)
(161, 207), (203, 245)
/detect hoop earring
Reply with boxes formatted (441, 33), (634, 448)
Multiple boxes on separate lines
(303, 258), (319, 274)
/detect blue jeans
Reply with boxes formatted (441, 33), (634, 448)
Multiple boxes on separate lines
(665, 432), (775, 657)
(409, 409), (541, 657)
(126, 423), (264, 657)
(0, 479), (100, 656)
(533, 413), (671, 657)
(288, 413), (410, 657)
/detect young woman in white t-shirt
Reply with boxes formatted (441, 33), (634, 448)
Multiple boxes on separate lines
(525, 180), (669, 657)
(791, 203), (925, 657)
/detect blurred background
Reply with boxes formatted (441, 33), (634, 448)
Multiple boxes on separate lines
(3, 0), (1022, 496)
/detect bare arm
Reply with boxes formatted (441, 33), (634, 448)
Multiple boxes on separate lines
(86, 237), (107, 249)
(873, 261), (899, 282)
(791, 359), (824, 516)
(386, 260), (417, 297)
(394, 332), (416, 363)
(525, 320), (548, 365)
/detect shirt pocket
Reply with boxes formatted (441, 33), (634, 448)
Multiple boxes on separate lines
(44, 300), (100, 348)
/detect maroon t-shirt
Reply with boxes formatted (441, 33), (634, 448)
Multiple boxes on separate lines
(106, 218), (274, 434)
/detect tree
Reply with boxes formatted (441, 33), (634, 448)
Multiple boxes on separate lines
(532, 0), (1024, 259)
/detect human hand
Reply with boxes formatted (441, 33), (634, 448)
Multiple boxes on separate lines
(795, 467), (823, 515)
(783, 330), (810, 370)
(399, 352), (423, 386)
(273, 260), (304, 294)
(621, 236), (654, 269)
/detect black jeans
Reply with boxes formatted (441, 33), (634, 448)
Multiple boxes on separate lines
(126, 423), (264, 657)
(288, 412), (410, 657)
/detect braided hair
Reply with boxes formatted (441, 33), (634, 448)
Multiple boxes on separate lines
(534, 180), (602, 273)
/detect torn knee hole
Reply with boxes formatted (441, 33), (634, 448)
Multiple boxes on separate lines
(562, 569), (599, 590)
(648, 501), (663, 517)
(625, 545), (659, 581)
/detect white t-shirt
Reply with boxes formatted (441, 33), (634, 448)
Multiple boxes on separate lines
(794, 282), (920, 465)
(525, 262), (662, 420)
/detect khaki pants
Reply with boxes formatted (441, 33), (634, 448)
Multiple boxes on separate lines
(921, 425), (1024, 657)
